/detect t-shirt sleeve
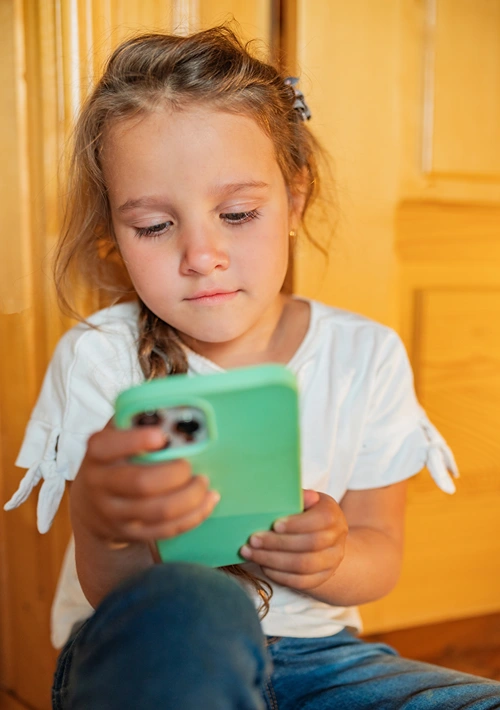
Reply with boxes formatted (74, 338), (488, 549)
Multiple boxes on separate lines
(4, 321), (141, 533)
(348, 330), (459, 493)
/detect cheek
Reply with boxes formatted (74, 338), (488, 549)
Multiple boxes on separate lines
(119, 242), (175, 293)
(249, 224), (289, 271)
(238, 231), (288, 293)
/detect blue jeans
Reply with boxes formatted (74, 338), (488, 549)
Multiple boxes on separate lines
(52, 564), (500, 709)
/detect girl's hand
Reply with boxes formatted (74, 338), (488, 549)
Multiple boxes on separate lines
(240, 490), (348, 592)
(70, 421), (220, 546)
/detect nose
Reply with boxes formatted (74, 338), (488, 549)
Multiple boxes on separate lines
(179, 223), (230, 276)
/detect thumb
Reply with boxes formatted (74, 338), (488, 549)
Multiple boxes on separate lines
(302, 489), (320, 510)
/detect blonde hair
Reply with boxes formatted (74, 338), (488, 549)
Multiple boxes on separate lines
(55, 25), (330, 614)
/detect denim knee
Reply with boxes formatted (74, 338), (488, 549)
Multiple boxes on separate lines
(63, 563), (269, 710)
(80, 562), (264, 647)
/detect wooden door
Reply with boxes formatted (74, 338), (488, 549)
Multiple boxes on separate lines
(294, 0), (500, 632)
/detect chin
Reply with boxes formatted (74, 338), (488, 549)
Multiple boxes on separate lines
(181, 322), (248, 345)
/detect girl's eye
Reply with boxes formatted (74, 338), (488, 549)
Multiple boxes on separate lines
(135, 222), (172, 238)
(221, 209), (260, 225)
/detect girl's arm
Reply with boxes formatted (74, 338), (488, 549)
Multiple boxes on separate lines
(306, 482), (407, 606)
(70, 483), (155, 609)
(70, 423), (219, 609)
(240, 481), (408, 607)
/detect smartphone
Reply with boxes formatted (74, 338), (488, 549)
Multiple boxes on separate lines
(114, 363), (303, 567)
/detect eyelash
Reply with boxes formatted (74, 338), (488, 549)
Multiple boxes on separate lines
(134, 210), (260, 239)
(223, 209), (260, 225)
(135, 222), (172, 238)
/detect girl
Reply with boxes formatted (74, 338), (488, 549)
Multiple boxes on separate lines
(5, 26), (500, 710)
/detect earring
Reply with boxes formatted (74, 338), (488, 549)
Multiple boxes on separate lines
(289, 230), (296, 238)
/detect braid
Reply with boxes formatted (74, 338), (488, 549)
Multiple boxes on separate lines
(137, 300), (188, 379)
(222, 564), (273, 617)
(136, 299), (273, 616)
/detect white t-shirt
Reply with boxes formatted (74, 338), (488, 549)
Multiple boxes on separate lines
(4, 298), (458, 649)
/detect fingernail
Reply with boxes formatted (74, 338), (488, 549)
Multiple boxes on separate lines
(240, 545), (252, 558)
(210, 490), (221, 505)
(273, 518), (287, 533)
(250, 534), (264, 548)
(151, 429), (168, 447)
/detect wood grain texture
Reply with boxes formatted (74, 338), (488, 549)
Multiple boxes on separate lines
(0, 690), (31, 710)
(362, 200), (500, 634)
(199, 0), (270, 41)
(293, 1), (500, 635)
(400, 0), (500, 203)
(396, 201), (500, 262)
(430, 0), (500, 178)
(294, 0), (400, 328)
(364, 612), (500, 681)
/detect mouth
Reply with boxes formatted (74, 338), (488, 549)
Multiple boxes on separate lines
(185, 289), (240, 304)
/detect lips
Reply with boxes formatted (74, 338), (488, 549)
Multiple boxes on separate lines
(187, 289), (237, 299)
(185, 289), (240, 304)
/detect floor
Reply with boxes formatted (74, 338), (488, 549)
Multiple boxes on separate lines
(0, 692), (30, 710)
(1, 613), (499, 708)
(363, 611), (500, 681)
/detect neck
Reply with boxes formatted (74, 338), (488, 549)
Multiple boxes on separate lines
(181, 294), (290, 369)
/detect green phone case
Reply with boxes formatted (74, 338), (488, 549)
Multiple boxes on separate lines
(114, 364), (303, 567)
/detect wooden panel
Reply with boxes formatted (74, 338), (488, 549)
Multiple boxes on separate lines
(199, 0), (271, 41)
(400, 0), (500, 204)
(170, 0), (271, 41)
(92, 0), (172, 56)
(362, 479), (500, 631)
(429, 0), (500, 179)
(0, 410), (8, 691)
(0, 1), (49, 705)
(414, 289), (500, 490)
(288, 0), (500, 636)
(0, 1), (16, 690)
(396, 201), (500, 262)
(409, 287), (500, 615)
(0, 0), (31, 318)
(362, 281), (500, 633)
(294, 0), (400, 328)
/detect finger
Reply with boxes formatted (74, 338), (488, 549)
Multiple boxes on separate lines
(260, 567), (334, 592)
(87, 425), (167, 463)
(108, 474), (211, 524)
(303, 489), (320, 509)
(120, 489), (220, 541)
(239, 546), (339, 576)
(273, 494), (341, 535)
(103, 459), (194, 499)
(248, 529), (336, 553)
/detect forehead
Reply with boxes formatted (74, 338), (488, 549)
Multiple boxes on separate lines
(101, 106), (282, 200)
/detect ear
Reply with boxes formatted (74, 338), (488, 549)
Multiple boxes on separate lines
(288, 167), (309, 231)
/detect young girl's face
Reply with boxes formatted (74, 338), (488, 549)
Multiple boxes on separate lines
(102, 105), (297, 348)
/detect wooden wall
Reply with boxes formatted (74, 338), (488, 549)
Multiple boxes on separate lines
(294, 0), (500, 631)
(1, 1), (499, 707)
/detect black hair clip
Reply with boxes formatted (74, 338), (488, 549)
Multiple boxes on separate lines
(284, 77), (312, 121)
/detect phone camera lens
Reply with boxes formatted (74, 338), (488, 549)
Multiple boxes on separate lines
(133, 411), (162, 427)
(175, 419), (200, 435)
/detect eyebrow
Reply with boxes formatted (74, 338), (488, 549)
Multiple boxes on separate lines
(117, 181), (269, 213)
